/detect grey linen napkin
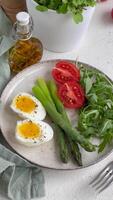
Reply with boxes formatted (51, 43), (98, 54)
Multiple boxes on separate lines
(0, 8), (45, 200)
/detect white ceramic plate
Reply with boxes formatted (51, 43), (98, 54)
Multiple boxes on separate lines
(0, 59), (113, 170)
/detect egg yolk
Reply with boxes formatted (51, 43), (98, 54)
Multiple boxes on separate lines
(17, 121), (41, 139)
(15, 95), (36, 113)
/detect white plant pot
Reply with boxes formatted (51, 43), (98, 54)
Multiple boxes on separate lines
(26, 0), (95, 52)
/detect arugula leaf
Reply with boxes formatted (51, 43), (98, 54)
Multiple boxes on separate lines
(100, 119), (113, 136)
(85, 76), (93, 94)
(99, 133), (113, 153)
(78, 66), (113, 152)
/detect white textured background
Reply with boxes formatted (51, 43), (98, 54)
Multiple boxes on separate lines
(1, 1), (113, 200)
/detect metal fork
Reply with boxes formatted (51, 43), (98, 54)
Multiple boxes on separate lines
(90, 161), (113, 193)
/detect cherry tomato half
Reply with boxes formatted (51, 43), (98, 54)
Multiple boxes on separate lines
(58, 81), (85, 109)
(52, 61), (80, 84)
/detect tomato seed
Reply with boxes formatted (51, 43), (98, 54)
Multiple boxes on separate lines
(61, 76), (65, 79)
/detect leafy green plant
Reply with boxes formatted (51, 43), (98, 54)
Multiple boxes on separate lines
(33, 0), (96, 23)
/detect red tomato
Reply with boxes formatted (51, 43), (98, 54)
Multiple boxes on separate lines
(52, 61), (80, 84)
(58, 81), (85, 109)
(111, 8), (113, 19)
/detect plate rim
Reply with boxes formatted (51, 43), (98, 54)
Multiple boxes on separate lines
(0, 59), (113, 170)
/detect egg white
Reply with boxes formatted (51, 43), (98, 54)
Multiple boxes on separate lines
(10, 92), (46, 121)
(16, 119), (54, 146)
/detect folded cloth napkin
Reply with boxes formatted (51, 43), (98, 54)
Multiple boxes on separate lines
(0, 8), (45, 200)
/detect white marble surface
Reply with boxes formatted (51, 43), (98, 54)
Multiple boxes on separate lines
(35, 1), (113, 200)
(1, 1), (113, 200)
(39, 1), (113, 200)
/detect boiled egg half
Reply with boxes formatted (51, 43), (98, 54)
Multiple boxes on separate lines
(16, 119), (54, 146)
(11, 92), (46, 121)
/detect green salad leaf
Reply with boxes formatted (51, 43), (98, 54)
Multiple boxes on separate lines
(78, 66), (113, 152)
(33, 0), (96, 23)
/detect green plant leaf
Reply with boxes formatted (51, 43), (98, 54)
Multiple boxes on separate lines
(36, 5), (48, 11)
(78, 66), (113, 153)
(57, 4), (68, 14)
(98, 133), (113, 153)
(72, 13), (83, 24)
(85, 77), (93, 94)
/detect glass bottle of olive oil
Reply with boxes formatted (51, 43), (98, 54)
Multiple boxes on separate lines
(9, 12), (43, 73)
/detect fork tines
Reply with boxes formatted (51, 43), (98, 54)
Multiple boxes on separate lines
(90, 162), (113, 193)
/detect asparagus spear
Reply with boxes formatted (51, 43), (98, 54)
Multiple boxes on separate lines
(69, 140), (82, 166)
(36, 78), (55, 107)
(47, 80), (82, 165)
(32, 84), (96, 152)
(36, 78), (69, 163)
(47, 80), (70, 124)
(52, 124), (69, 163)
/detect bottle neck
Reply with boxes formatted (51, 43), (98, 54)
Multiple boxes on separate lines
(12, 17), (33, 41)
